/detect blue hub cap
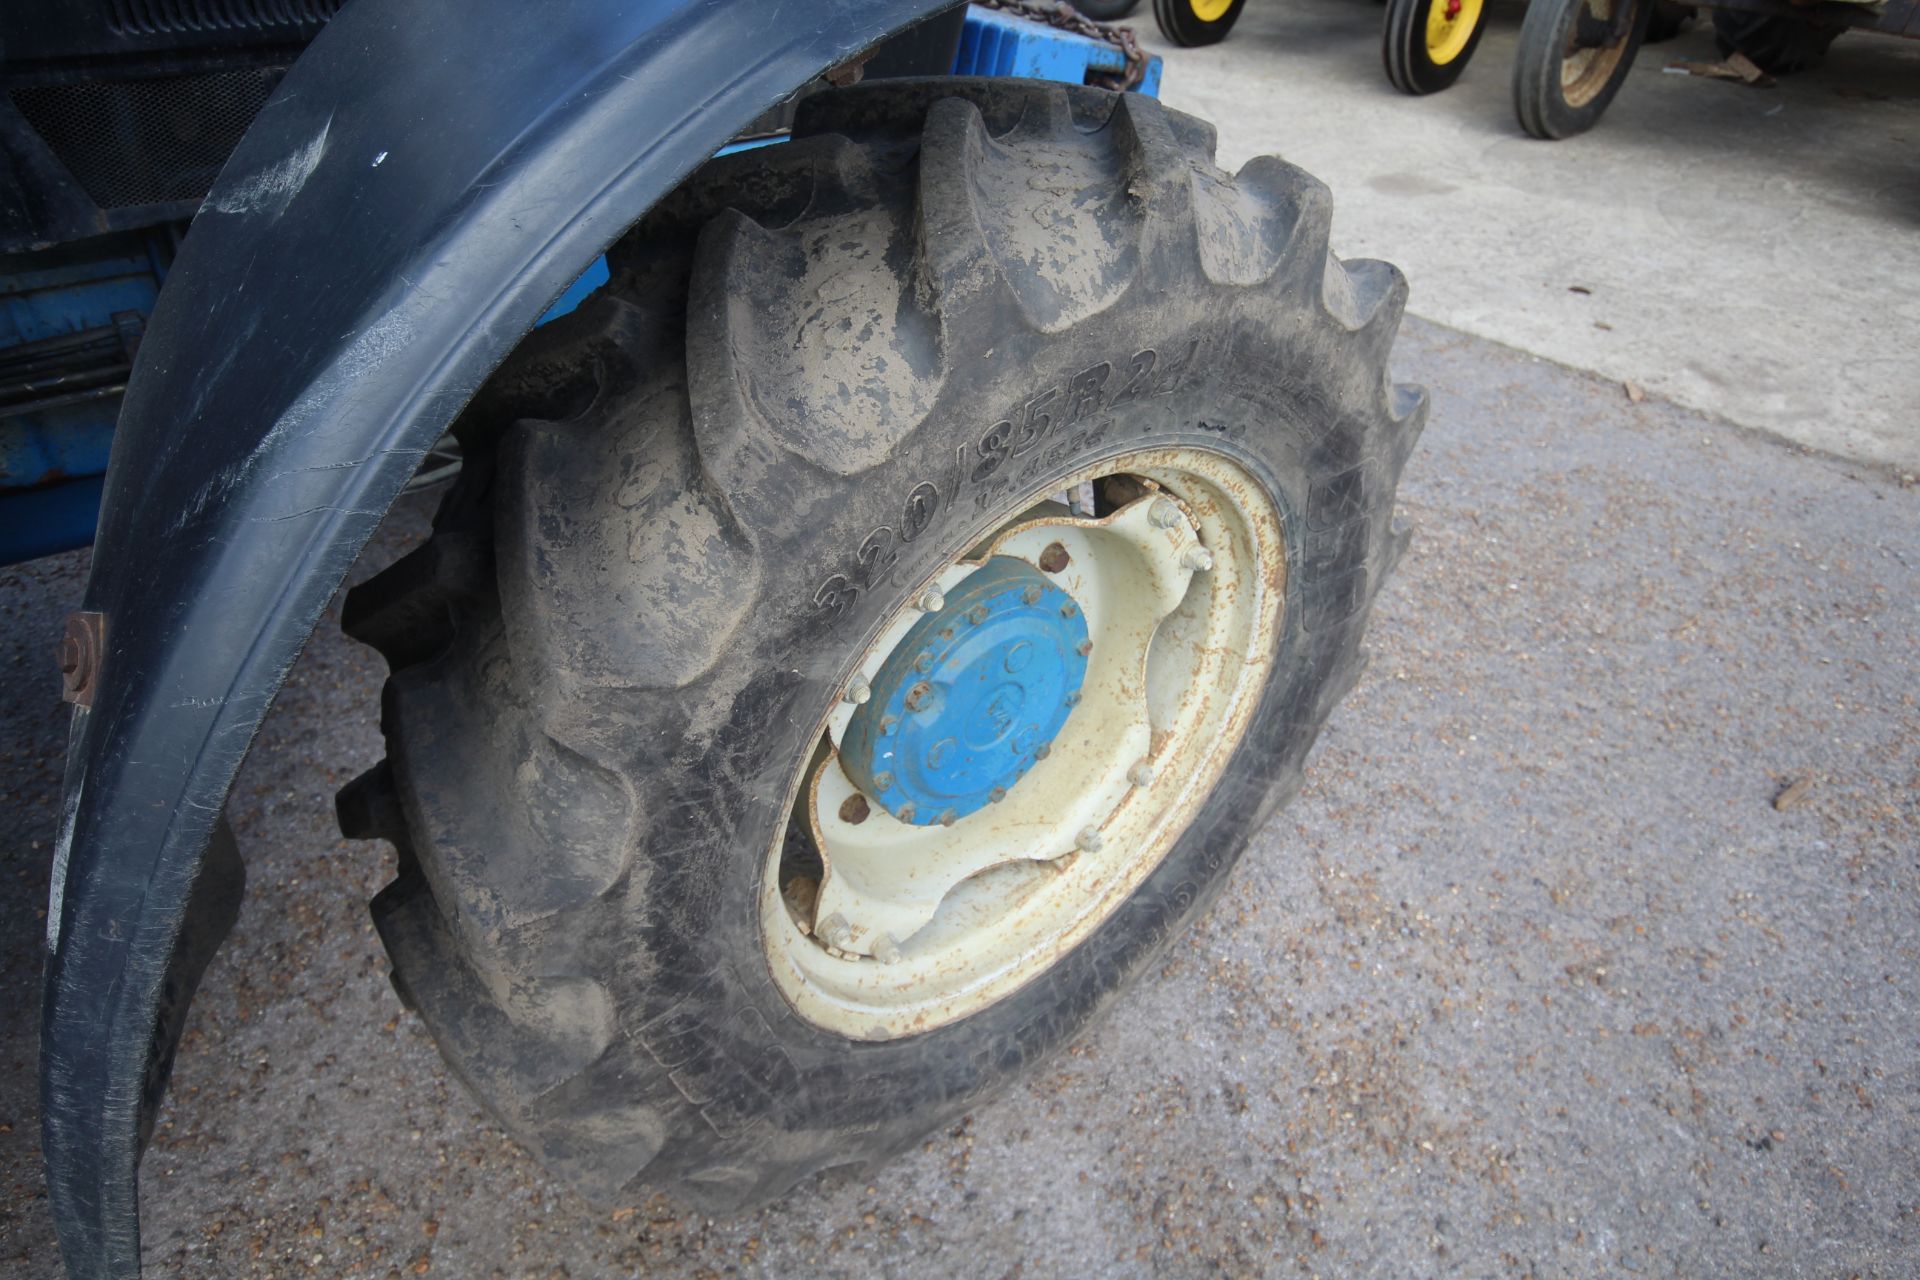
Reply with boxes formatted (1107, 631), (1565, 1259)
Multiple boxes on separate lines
(843, 557), (1090, 827)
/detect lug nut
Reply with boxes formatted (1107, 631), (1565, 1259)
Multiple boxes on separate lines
(914, 651), (935, 673)
(1022, 584), (1044, 605)
(939, 809), (957, 827)
(968, 604), (990, 624)
(1076, 639), (1093, 657)
(897, 802), (918, 823)
(1063, 692), (1081, 707)
(818, 913), (853, 949)
(904, 682), (934, 712)
(880, 714), (899, 736)
(872, 771), (896, 791)
(917, 588), (945, 613)
(844, 675), (872, 705)
(1128, 760), (1156, 788)
(1182, 545), (1214, 572)
(1149, 497), (1184, 529)
(1034, 744), (1052, 760)
(1060, 602), (1079, 619)
(1076, 827), (1105, 853)
(989, 786), (1007, 804)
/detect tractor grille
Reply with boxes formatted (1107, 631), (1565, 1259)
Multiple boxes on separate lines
(10, 68), (282, 210)
(107, 0), (344, 35)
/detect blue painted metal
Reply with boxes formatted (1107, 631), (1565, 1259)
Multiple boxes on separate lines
(843, 557), (1088, 826)
(0, 230), (175, 564)
(534, 253), (610, 326)
(955, 6), (1163, 96)
(0, 476), (107, 565)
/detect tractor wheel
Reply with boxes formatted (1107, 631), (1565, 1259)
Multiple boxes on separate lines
(337, 78), (1423, 1212)
(1514, 0), (1653, 138)
(1154, 0), (1250, 45)
(1711, 8), (1841, 73)
(1383, 0), (1488, 94)
(1071, 0), (1142, 19)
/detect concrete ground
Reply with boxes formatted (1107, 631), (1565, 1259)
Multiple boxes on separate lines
(2, 314), (1915, 1277)
(1141, 0), (1920, 473)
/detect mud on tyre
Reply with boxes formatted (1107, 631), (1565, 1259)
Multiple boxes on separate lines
(337, 78), (1425, 1210)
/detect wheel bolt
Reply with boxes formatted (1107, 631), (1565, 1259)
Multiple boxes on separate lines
(917, 587), (945, 613)
(1064, 692), (1081, 707)
(1076, 827), (1105, 853)
(939, 809), (957, 827)
(844, 675), (872, 705)
(1022, 584), (1044, 605)
(818, 913), (853, 949)
(872, 771), (896, 791)
(1060, 602), (1078, 619)
(914, 651), (934, 673)
(897, 802), (918, 823)
(1034, 744), (1052, 760)
(1128, 760), (1156, 788)
(968, 604), (990, 624)
(1149, 497), (1183, 529)
(1182, 545), (1214, 572)
(1076, 639), (1093, 657)
(880, 715), (899, 736)
(904, 682), (933, 712)
(989, 786), (1007, 804)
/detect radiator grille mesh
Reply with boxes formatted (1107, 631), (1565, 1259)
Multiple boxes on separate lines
(10, 68), (282, 210)
(107, 0), (344, 35)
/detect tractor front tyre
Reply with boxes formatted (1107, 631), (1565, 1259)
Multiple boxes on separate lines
(1383, 0), (1488, 94)
(337, 78), (1424, 1212)
(1154, 0), (1250, 45)
(1514, 0), (1653, 138)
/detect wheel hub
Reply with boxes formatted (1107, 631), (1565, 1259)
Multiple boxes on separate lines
(842, 557), (1090, 827)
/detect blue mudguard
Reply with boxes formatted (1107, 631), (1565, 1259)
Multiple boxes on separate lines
(40, 1), (957, 1274)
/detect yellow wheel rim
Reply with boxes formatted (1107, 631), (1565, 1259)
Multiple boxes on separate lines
(1190, 0), (1236, 21)
(1424, 0), (1483, 64)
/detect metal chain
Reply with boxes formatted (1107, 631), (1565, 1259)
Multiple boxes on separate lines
(975, 0), (1150, 92)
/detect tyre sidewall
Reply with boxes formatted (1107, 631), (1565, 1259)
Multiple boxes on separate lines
(1385, 0), (1484, 94)
(1516, 0), (1651, 138)
(1154, 0), (1249, 45)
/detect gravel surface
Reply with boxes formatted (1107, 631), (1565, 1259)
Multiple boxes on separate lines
(2, 318), (1915, 1278)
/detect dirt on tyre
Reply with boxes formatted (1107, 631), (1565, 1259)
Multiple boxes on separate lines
(1383, 0), (1489, 94)
(337, 78), (1425, 1212)
(1513, 0), (1653, 138)
(1154, 0), (1250, 45)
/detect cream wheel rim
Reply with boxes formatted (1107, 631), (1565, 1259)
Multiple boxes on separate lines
(760, 448), (1286, 1040)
